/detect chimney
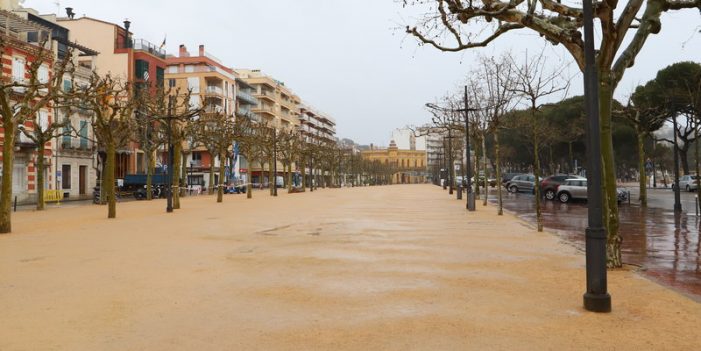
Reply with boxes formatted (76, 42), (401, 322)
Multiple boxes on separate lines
(199, 45), (205, 56)
(65, 7), (75, 19)
(179, 44), (188, 57)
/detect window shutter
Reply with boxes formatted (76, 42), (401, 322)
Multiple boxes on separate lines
(12, 57), (25, 82)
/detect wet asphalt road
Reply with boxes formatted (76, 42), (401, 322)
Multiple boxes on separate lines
(467, 185), (701, 300)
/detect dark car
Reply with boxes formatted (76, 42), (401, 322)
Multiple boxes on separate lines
(541, 174), (585, 200)
(506, 174), (535, 193)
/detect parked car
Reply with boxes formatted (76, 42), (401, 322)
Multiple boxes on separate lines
(556, 178), (629, 203)
(501, 172), (521, 185)
(541, 174), (585, 200)
(672, 175), (699, 192)
(506, 174), (535, 193)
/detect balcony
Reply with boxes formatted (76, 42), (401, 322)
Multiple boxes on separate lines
(256, 89), (276, 101)
(236, 108), (260, 122)
(204, 105), (224, 114)
(253, 104), (276, 117)
(236, 90), (258, 106)
(204, 85), (224, 96)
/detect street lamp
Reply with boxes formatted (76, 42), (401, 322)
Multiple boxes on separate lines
(582, 0), (611, 312)
(672, 114), (682, 212)
(166, 95), (174, 213)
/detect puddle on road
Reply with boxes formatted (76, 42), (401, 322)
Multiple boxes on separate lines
(489, 193), (701, 300)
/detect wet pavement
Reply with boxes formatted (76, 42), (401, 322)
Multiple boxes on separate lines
(481, 187), (701, 300)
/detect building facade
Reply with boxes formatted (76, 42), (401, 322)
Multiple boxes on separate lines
(165, 44), (238, 191)
(361, 140), (427, 184)
(58, 16), (166, 179)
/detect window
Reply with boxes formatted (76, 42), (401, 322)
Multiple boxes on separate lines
(12, 57), (25, 82)
(38, 64), (49, 84)
(185, 65), (195, 73)
(62, 124), (71, 148)
(192, 152), (202, 161)
(167, 65), (178, 74)
(168, 79), (176, 88)
(79, 121), (88, 149)
(62, 165), (71, 189)
(189, 95), (200, 108)
(63, 79), (72, 92)
(156, 67), (164, 87)
(37, 110), (49, 132)
(187, 77), (199, 93)
(135, 59), (149, 80)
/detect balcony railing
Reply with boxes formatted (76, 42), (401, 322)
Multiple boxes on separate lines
(115, 38), (166, 59)
(257, 90), (275, 100)
(205, 85), (223, 95)
(236, 90), (258, 106)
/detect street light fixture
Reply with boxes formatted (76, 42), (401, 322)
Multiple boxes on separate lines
(426, 85), (480, 211)
(582, 0), (611, 313)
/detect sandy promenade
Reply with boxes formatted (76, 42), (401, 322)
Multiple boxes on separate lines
(1, 184), (700, 350)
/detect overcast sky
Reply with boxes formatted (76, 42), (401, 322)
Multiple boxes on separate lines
(22, 0), (701, 146)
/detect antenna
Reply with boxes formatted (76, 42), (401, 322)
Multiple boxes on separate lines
(54, 1), (61, 14)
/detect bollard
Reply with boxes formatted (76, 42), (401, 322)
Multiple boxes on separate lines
(457, 185), (463, 200)
(628, 190), (631, 206)
(13, 196), (17, 212)
(696, 195), (698, 216)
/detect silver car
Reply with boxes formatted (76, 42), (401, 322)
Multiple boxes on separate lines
(557, 179), (629, 203)
(675, 175), (699, 192)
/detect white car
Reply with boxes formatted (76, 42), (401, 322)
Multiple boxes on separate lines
(674, 175), (699, 192)
(556, 179), (629, 203)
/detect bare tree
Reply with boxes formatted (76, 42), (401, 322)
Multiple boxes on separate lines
(0, 36), (66, 231)
(468, 54), (519, 215)
(72, 74), (136, 219)
(509, 51), (569, 232)
(402, 0), (701, 268)
(192, 111), (236, 203)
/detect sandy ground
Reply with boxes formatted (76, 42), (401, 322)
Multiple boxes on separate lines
(1, 185), (700, 351)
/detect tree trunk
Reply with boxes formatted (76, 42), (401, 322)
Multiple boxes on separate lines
(300, 155), (307, 192)
(0, 125), (16, 233)
(217, 151), (225, 203)
(474, 137), (480, 199)
(495, 131), (503, 216)
(695, 120), (700, 191)
(269, 158), (274, 196)
(244, 153), (253, 199)
(36, 142), (46, 211)
(679, 146), (690, 175)
(173, 142), (182, 209)
(568, 141), (574, 173)
(636, 127), (647, 207)
(599, 76), (622, 268)
(208, 151), (215, 195)
(482, 134), (488, 206)
(532, 121), (543, 232)
(146, 150), (154, 200)
(181, 152), (188, 197)
(105, 142), (117, 219)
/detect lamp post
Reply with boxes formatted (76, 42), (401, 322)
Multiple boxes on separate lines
(672, 114), (682, 212)
(166, 96), (174, 213)
(582, 0), (611, 312)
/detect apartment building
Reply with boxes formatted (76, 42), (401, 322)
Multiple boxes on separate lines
(165, 44), (238, 190)
(235, 69), (300, 129)
(0, 10), (55, 203)
(235, 69), (302, 185)
(58, 15), (167, 179)
(299, 104), (336, 144)
(16, 9), (100, 200)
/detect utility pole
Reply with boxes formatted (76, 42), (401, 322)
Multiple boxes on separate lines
(166, 96), (174, 213)
(582, 0), (611, 313)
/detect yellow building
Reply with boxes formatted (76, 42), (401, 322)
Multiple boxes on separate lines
(235, 69), (301, 129)
(361, 141), (427, 184)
